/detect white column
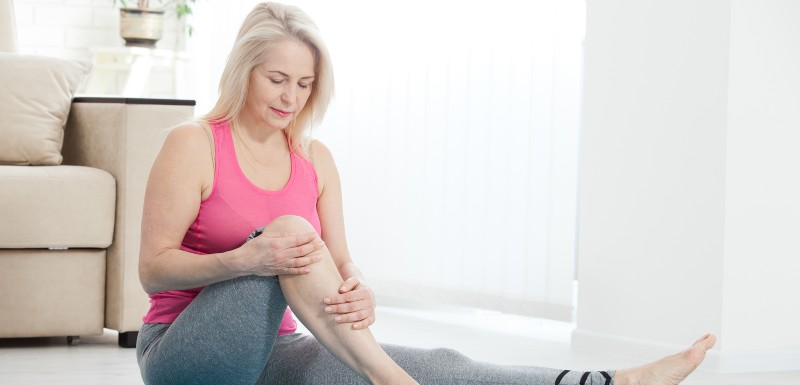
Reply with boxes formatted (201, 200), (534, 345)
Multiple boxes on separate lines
(575, 0), (800, 373)
(0, 0), (18, 52)
(720, 0), (800, 370)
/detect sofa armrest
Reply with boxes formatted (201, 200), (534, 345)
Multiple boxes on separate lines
(63, 97), (195, 334)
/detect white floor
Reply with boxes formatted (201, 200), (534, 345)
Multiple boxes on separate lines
(0, 299), (796, 385)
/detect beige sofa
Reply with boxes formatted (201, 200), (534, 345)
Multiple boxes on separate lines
(0, 0), (194, 347)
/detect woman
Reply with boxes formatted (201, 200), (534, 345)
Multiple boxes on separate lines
(136, 3), (716, 385)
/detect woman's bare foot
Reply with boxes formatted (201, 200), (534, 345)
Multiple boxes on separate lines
(614, 334), (716, 385)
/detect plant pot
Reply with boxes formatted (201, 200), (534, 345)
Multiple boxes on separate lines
(119, 8), (165, 48)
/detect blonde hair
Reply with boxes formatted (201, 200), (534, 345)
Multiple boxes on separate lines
(201, 2), (334, 157)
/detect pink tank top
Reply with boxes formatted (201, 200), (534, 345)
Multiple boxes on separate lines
(142, 120), (321, 336)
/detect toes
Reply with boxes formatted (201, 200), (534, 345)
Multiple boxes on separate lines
(692, 333), (717, 350)
(700, 334), (717, 350)
(705, 334), (717, 349)
(682, 334), (715, 370)
(692, 334), (709, 345)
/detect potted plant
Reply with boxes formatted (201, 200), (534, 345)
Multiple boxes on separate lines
(114, 0), (196, 47)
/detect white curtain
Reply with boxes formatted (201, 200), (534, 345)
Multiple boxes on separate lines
(188, 0), (585, 321)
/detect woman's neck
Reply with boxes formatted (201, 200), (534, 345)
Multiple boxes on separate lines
(232, 116), (287, 150)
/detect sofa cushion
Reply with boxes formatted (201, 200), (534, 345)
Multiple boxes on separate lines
(0, 165), (115, 248)
(0, 53), (91, 165)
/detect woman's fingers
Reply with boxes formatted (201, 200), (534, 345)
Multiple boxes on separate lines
(323, 295), (374, 325)
(278, 242), (324, 259)
(324, 300), (373, 321)
(335, 310), (371, 324)
(287, 232), (322, 247)
(352, 315), (375, 330)
(321, 282), (377, 329)
(338, 277), (359, 293)
(324, 288), (369, 305)
(279, 267), (314, 275)
(289, 252), (323, 267)
(324, 299), (366, 314)
(261, 231), (322, 249)
(269, 252), (322, 275)
(245, 231), (324, 276)
(274, 238), (325, 261)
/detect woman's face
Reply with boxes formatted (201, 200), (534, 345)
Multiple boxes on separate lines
(244, 39), (315, 130)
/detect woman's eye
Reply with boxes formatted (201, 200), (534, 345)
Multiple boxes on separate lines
(298, 83), (309, 89)
(270, 78), (283, 85)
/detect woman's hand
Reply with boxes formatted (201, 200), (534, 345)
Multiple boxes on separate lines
(323, 277), (376, 330)
(226, 231), (325, 276)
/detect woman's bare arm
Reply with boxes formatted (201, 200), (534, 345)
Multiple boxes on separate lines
(138, 124), (322, 295)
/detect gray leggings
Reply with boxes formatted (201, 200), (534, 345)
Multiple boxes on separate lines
(136, 275), (614, 385)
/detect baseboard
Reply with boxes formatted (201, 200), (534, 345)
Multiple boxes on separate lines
(572, 328), (800, 373)
(702, 348), (800, 373)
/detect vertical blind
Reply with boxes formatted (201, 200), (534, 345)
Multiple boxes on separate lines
(189, 0), (585, 321)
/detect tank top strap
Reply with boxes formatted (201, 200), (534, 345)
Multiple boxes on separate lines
(209, 120), (237, 186)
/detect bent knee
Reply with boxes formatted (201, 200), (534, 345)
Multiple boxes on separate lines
(430, 347), (471, 364)
(263, 215), (316, 234)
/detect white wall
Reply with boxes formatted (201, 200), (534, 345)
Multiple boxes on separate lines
(13, 0), (185, 98)
(722, 0), (800, 353)
(297, 0), (586, 320)
(577, 0), (729, 347)
(14, 0), (118, 59)
(576, 0), (800, 373)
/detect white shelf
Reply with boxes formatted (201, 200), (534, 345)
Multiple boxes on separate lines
(81, 46), (191, 99)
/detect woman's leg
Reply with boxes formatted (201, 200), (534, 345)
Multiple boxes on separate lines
(262, 333), (716, 385)
(262, 333), (608, 385)
(136, 275), (288, 385)
(197, 214), (715, 385)
(268, 215), (417, 385)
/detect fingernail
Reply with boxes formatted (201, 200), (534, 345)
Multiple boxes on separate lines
(340, 286), (347, 291)
(324, 307), (331, 312)
(323, 297), (331, 304)
(353, 323), (360, 329)
(334, 316), (342, 322)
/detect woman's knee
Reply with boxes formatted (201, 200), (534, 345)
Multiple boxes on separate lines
(385, 345), (471, 368)
(262, 215), (316, 235)
(429, 347), (472, 365)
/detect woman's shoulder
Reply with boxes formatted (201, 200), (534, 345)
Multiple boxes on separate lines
(162, 121), (215, 153)
(308, 139), (339, 192)
(309, 139), (333, 164)
(154, 121), (215, 196)
(167, 121), (211, 141)
(157, 121), (216, 170)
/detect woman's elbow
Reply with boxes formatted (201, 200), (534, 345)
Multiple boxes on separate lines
(138, 258), (160, 295)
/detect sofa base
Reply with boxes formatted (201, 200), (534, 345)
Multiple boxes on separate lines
(118, 331), (138, 348)
(0, 249), (106, 338)
(65, 97), (195, 336)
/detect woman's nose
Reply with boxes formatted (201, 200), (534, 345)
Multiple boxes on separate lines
(281, 85), (295, 104)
